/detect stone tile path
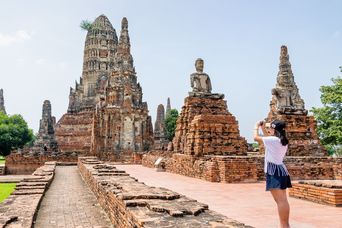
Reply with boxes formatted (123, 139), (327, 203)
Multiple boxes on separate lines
(116, 165), (342, 228)
(34, 166), (112, 228)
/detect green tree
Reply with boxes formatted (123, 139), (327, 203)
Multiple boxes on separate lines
(80, 20), (93, 31)
(311, 69), (342, 156)
(0, 112), (34, 156)
(165, 109), (179, 141)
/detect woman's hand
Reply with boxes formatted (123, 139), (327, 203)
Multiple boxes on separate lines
(255, 121), (262, 129)
(253, 121), (263, 143)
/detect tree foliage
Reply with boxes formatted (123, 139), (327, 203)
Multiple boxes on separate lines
(311, 69), (342, 156)
(165, 109), (179, 141)
(0, 112), (34, 156)
(80, 20), (93, 31)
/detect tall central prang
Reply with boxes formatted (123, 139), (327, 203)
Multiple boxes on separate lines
(91, 18), (153, 158)
(68, 15), (118, 112)
(56, 15), (153, 159)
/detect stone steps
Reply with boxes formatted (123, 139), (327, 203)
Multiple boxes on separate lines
(0, 165), (5, 175)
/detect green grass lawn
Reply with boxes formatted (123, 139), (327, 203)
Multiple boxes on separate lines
(0, 183), (16, 203)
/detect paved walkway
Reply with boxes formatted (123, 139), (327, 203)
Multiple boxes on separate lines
(116, 165), (342, 228)
(34, 166), (112, 228)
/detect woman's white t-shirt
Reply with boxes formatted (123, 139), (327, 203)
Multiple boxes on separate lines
(262, 136), (289, 176)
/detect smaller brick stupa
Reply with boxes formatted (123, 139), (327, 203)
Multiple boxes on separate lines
(263, 45), (326, 156)
(153, 104), (168, 150)
(172, 58), (247, 156)
(0, 89), (6, 114)
(31, 100), (58, 154)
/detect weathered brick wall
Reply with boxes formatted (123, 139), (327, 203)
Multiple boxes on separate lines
(97, 150), (144, 164)
(142, 152), (342, 183)
(172, 96), (248, 155)
(215, 157), (259, 183)
(289, 180), (342, 207)
(141, 151), (172, 168)
(5, 153), (78, 174)
(55, 111), (93, 154)
(78, 156), (253, 228)
(285, 157), (338, 180)
(0, 161), (56, 227)
(333, 163), (342, 180)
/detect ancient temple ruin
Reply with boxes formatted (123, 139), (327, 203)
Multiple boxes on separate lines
(31, 100), (58, 153)
(56, 15), (153, 159)
(153, 104), (168, 150)
(91, 18), (153, 159)
(56, 15), (118, 154)
(0, 89), (6, 114)
(142, 56), (337, 183)
(68, 15), (117, 113)
(263, 45), (326, 156)
(166, 97), (171, 113)
(172, 58), (248, 156)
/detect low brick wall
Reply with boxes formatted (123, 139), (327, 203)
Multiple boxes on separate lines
(5, 153), (78, 174)
(0, 161), (56, 227)
(333, 163), (342, 180)
(142, 152), (342, 183)
(289, 180), (342, 207)
(78, 156), (253, 227)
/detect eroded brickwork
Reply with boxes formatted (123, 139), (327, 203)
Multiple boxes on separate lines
(78, 156), (252, 227)
(172, 59), (247, 156)
(55, 111), (93, 154)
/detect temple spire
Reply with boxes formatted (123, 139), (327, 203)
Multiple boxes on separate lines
(153, 104), (168, 150)
(31, 100), (58, 154)
(0, 89), (6, 114)
(114, 17), (134, 72)
(271, 45), (306, 114)
(166, 97), (171, 114)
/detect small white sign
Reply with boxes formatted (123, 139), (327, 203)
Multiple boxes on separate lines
(154, 157), (163, 166)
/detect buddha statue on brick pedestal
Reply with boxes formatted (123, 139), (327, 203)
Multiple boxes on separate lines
(189, 58), (224, 99)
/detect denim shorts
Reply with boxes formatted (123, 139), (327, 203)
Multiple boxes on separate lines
(266, 169), (292, 191)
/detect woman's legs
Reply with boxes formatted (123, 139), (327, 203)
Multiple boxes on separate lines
(270, 189), (290, 228)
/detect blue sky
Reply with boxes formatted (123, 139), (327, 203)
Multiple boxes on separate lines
(0, 0), (341, 142)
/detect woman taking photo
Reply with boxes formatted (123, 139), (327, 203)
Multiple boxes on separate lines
(254, 120), (292, 228)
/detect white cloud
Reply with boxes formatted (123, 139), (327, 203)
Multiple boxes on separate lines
(35, 58), (46, 65)
(0, 30), (32, 47)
